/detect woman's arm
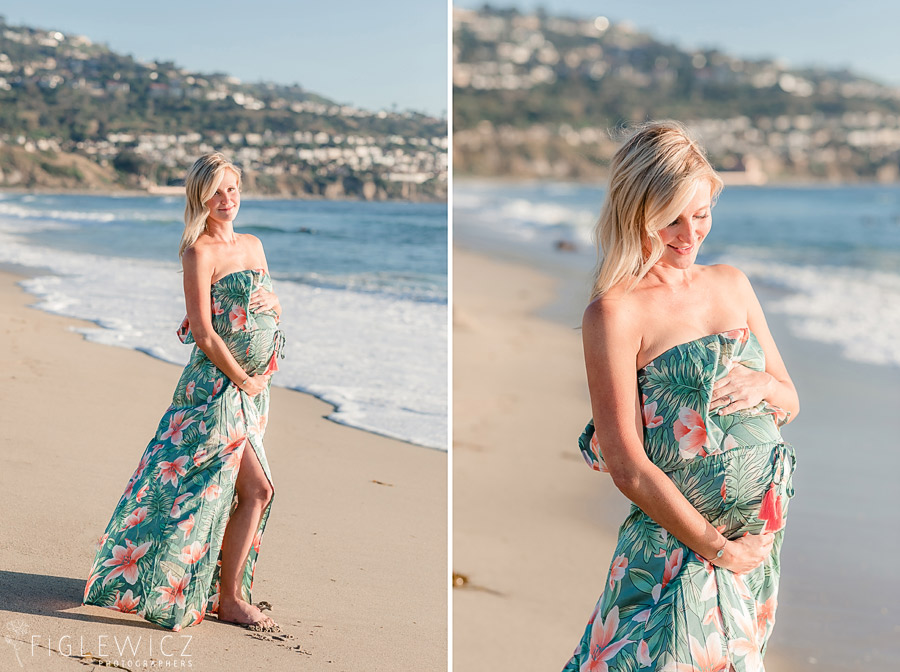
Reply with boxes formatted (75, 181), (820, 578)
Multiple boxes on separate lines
(182, 247), (268, 396)
(583, 298), (773, 573)
(711, 268), (800, 423)
(246, 235), (281, 318)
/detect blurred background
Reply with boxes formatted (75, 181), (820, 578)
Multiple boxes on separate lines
(452, 2), (900, 671)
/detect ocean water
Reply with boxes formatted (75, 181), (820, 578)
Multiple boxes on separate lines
(456, 180), (900, 670)
(454, 181), (900, 369)
(0, 193), (448, 450)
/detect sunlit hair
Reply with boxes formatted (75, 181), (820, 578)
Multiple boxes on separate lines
(590, 121), (723, 300)
(179, 152), (241, 258)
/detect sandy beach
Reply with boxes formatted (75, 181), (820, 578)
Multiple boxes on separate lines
(0, 269), (447, 671)
(452, 247), (900, 671)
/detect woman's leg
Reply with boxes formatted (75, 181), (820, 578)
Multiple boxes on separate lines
(216, 439), (276, 627)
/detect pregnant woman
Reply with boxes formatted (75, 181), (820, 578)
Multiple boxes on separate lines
(83, 153), (284, 632)
(563, 122), (799, 671)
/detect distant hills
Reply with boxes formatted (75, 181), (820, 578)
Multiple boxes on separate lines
(454, 7), (900, 183)
(0, 17), (447, 200)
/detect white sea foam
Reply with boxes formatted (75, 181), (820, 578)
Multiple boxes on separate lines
(456, 181), (900, 372)
(0, 200), (117, 222)
(718, 254), (900, 368)
(0, 222), (447, 450)
(454, 183), (596, 245)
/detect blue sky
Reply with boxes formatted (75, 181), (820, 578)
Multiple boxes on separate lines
(455, 0), (900, 87)
(0, 0), (448, 117)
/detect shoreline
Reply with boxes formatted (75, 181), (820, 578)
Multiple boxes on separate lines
(0, 269), (447, 671)
(452, 246), (900, 671)
(1, 260), (446, 453)
(0, 185), (447, 204)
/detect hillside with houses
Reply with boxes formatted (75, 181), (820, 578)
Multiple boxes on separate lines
(454, 7), (900, 184)
(0, 17), (447, 200)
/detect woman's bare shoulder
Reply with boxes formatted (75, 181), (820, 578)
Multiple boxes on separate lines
(237, 232), (264, 248)
(704, 262), (750, 287)
(583, 288), (643, 344)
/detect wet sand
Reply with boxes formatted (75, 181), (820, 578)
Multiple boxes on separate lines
(452, 247), (900, 671)
(0, 270), (447, 671)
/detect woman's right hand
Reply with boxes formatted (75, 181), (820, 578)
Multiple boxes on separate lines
(239, 374), (270, 397)
(714, 531), (775, 574)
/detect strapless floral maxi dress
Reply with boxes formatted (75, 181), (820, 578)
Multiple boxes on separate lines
(563, 328), (795, 672)
(83, 269), (284, 631)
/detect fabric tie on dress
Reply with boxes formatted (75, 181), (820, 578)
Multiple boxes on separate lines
(771, 441), (796, 498)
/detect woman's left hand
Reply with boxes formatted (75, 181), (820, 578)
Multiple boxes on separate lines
(711, 361), (774, 415)
(250, 287), (281, 315)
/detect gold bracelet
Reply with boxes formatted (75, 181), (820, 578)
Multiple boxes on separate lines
(239, 377), (249, 389)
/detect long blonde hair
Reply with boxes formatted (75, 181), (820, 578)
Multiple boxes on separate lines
(179, 152), (241, 258)
(590, 121), (723, 300)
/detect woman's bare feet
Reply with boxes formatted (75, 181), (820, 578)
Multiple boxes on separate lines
(217, 598), (281, 632)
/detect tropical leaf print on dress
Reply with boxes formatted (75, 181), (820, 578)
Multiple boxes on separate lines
(83, 269), (284, 632)
(565, 329), (795, 671)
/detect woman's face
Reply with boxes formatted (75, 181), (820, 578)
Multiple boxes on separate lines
(205, 169), (241, 227)
(656, 180), (713, 269)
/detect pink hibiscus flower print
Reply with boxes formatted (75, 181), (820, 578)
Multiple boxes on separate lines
(177, 514), (195, 540)
(212, 299), (224, 316)
(84, 568), (102, 601)
(134, 484), (150, 503)
(133, 453), (151, 481)
(161, 410), (194, 446)
(720, 328), (749, 344)
(221, 435), (246, 472)
(185, 381), (196, 399)
(660, 632), (729, 672)
(756, 596), (777, 629)
(229, 305), (247, 330)
(101, 539), (151, 586)
(155, 571), (192, 610)
(207, 590), (220, 615)
(120, 506), (148, 531)
(192, 447), (209, 467)
(609, 554), (628, 589)
(673, 408), (708, 460)
(189, 607), (206, 626)
(769, 404), (789, 426)
(158, 456), (190, 487)
(661, 548), (684, 589)
(584, 605), (632, 672)
(252, 529), (263, 553)
(637, 639), (652, 668)
(589, 431), (609, 473)
(113, 589), (140, 614)
(178, 541), (210, 565)
(641, 394), (663, 429)
(202, 484), (221, 501)
(728, 607), (763, 671)
(170, 492), (193, 518)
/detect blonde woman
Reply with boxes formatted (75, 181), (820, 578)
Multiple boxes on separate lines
(563, 122), (799, 670)
(83, 153), (284, 632)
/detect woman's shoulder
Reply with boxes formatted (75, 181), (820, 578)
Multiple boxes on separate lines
(237, 232), (264, 248)
(701, 263), (754, 295)
(583, 288), (643, 340)
(701, 262), (748, 282)
(181, 241), (213, 268)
